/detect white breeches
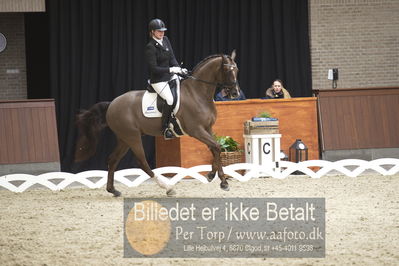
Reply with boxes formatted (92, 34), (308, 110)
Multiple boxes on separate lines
(151, 75), (179, 106)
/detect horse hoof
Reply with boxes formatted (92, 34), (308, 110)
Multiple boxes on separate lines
(112, 190), (121, 197)
(107, 188), (121, 197)
(207, 172), (215, 182)
(166, 189), (176, 197)
(220, 183), (230, 191)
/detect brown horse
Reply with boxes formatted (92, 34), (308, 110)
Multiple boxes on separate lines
(75, 51), (240, 196)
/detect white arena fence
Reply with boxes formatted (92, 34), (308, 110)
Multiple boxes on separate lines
(0, 159), (398, 193)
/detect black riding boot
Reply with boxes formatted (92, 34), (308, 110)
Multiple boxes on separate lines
(161, 104), (175, 140)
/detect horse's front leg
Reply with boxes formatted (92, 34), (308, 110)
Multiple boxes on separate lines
(206, 146), (218, 182)
(209, 146), (229, 190)
(206, 146), (219, 182)
(191, 129), (229, 191)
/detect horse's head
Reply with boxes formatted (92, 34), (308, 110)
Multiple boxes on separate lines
(220, 50), (240, 99)
(189, 51), (241, 100)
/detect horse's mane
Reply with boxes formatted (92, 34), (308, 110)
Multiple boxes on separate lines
(192, 54), (232, 72)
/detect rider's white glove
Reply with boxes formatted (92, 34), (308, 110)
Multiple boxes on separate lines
(169, 67), (183, 74)
(181, 68), (188, 75)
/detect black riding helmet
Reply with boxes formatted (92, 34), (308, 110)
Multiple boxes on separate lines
(148, 19), (167, 32)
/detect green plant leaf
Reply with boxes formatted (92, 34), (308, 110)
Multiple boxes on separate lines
(258, 111), (271, 118)
(214, 135), (239, 152)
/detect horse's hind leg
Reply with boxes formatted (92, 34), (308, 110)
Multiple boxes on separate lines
(107, 138), (129, 196)
(124, 132), (176, 196)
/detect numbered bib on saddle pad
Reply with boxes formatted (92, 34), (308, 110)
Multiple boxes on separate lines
(142, 91), (163, 117)
(141, 79), (181, 118)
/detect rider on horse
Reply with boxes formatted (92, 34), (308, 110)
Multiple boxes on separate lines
(145, 18), (187, 140)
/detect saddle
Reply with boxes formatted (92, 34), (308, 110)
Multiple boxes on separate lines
(142, 79), (185, 137)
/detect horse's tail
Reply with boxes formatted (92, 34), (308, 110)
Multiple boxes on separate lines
(74, 101), (111, 162)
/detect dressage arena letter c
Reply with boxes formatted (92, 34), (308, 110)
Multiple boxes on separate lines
(263, 142), (271, 155)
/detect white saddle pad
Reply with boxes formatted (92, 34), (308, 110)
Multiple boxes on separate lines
(142, 80), (181, 118)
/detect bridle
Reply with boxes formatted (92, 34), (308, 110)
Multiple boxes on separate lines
(220, 63), (239, 90)
(184, 57), (238, 90)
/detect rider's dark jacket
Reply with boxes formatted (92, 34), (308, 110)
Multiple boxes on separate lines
(145, 36), (179, 83)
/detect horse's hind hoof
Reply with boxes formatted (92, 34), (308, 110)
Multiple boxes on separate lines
(166, 189), (176, 197)
(107, 188), (121, 197)
(220, 183), (230, 191)
(112, 190), (121, 197)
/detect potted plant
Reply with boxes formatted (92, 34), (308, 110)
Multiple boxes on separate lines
(214, 135), (243, 166)
(245, 110), (279, 134)
(258, 111), (272, 118)
(251, 110), (278, 121)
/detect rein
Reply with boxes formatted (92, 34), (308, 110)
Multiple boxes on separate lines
(185, 74), (237, 89)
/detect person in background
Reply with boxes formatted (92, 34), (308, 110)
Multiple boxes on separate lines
(214, 88), (247, 101)
(265, 79), (291, 99)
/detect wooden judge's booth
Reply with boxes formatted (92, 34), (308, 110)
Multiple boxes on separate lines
(156, 97), (319, 168)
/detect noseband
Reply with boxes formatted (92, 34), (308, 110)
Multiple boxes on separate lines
(220, 63), (238, 90)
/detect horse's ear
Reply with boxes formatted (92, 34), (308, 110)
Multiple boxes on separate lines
(231, 50), (236, 60)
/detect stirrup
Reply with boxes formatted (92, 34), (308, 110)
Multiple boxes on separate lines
(163, 128), (176, 140)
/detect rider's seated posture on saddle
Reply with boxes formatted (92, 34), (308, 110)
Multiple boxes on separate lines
(145, 18), (187, 140)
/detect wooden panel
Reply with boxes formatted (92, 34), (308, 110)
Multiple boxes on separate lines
(0, 99), (60, 164)
(156, 98), (319, 167)
(314, 87), (399, 151)
(0, 0), (45, 12)
(155, 137), (181, 167)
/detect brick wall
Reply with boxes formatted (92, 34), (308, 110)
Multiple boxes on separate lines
(0, 13), (27, 100)
(309, 0), (399, 90)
